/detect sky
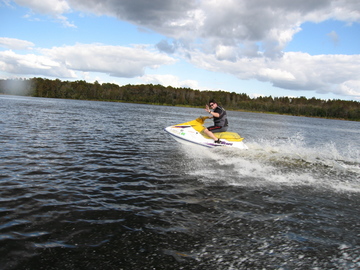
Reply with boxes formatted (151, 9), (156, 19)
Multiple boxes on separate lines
(0, 0), (360, 101)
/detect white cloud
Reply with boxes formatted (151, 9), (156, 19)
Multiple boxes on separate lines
(14, 0), (75, 27)
(0, 43), (176, 79)
(0, 50), (75, 77)
(339, 80), (360, 98)
(215, 45), (237, 62)
(42, 43), (176, 77)
(327, 31), (339, 46)
(187, 50), (360, 98)
(0, 37), (34, 50)
(258, 68), (296, 82)
(15, 0), (70, 14)
(140, 74), (201, 89)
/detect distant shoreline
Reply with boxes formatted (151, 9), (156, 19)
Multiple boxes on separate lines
(1, 78), (359, 121)
(1, 93), (358, 122)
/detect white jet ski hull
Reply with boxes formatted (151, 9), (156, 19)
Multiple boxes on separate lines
(164, 117), (248, 149)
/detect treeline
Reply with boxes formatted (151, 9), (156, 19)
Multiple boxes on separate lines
(1, 77), (360, 121)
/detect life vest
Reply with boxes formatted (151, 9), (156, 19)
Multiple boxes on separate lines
(214, 106), (228, 127)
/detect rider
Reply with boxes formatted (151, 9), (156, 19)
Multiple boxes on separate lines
(204, 99), (228, 143)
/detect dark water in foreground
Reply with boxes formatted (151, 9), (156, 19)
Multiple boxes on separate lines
(1, 95), (359, 269)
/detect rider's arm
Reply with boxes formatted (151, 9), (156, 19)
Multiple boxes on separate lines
(209, 111), (219, 117)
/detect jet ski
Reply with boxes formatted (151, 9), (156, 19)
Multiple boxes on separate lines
(164, 117), (248, 149)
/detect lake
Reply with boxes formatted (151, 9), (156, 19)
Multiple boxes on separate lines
(1, 95), (359, 269)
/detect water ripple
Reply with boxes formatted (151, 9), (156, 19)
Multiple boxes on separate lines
(1, 96), (359, 269)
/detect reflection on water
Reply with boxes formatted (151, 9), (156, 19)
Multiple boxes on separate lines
(0, 95), (359, 269)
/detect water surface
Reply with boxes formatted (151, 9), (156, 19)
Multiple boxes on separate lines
(1, 95), (359, 269)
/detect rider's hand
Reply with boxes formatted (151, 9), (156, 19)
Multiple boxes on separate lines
(205, 104), (210, 112)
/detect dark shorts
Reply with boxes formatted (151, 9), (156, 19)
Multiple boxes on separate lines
(207, 126), (228, 133)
